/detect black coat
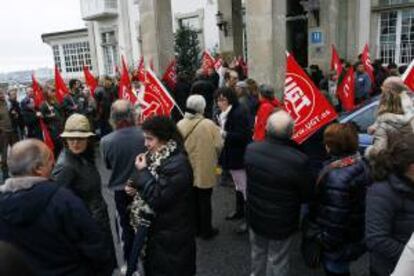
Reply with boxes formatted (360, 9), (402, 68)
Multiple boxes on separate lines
(0, 179), (110, 276)
(219, 104), (252, 170)
(366, 174), (414, 276)
(135, 149), (196, 276)
(312, 157), (370, 260)
(52, 149), (116, 273)
(191, 79), (215, 119)
(245, 137), (312, 240)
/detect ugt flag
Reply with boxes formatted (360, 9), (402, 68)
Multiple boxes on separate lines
(330, 45), (343, 79)
(140, 69), (176, 120)
(119, 56), (137, 104)
(32, 74), (44, 109)
(361, 44), (375, 84)
(402, 58), (414, 92)
(201, 50), (215, 73)
(162, 59), (177, 91)
(39, 119), (55, 151)
(83, 66), (98, 97)
(54, 66), (69, 104)
(284, 53), (338, 144)
(336, 67), (356, 112)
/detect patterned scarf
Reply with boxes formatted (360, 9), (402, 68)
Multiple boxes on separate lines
(129, 139), (178, 231)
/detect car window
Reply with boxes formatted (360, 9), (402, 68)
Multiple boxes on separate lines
(349, 105), (378, 133)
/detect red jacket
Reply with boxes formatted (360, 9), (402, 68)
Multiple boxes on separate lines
(253, 98), (280, 141)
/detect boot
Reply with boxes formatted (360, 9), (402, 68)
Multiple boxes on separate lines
(225, 191), (244, 220)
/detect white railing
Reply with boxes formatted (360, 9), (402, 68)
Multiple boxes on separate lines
(80, 0), (118, 21)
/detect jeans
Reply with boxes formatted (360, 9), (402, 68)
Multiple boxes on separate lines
(250, 230), (293, 276)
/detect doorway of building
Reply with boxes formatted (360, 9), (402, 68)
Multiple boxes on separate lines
(286, 0), (308, 68)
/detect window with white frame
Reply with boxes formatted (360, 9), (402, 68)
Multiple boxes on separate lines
(378, 8), (414, 65)
(101, 31), (118, 75)
(62, 41), (92, 73)
(52, 45), (62, 72)
(379, 0), (411, 5)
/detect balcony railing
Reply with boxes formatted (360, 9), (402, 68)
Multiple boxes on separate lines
(81, 0), (118, 21)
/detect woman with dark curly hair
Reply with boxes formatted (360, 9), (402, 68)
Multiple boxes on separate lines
(366, 133), (414, 276)
(128, 116), (196, 276)
(52, 113), (116, 276)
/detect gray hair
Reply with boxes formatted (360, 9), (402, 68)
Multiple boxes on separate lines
(259, 84), (275, 100)
(8, 140), (50, 176)
(266, 109), (294, 139)
(186, 95), (206, 114)
(110, 100), (136, 129)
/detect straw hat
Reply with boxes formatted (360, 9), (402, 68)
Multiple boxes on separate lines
(60, 114), (95, 138)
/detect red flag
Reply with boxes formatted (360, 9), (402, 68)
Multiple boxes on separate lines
(54, 66), (69, 104)
(39, 119), (55, 151)
(83, 66), (98, 97)
(402, 59), (414, 92)
(284, 53), (338, 144)
(336, 67), (356, 111)
(214, 57), (223, 71)
(140, 69), (176, 120)
(32, 74), (44, 109)
(137, 57), (146, 83)
(162, 59), (177, 91)
(330, 45), (343, 78)
(118, 56), (137, 104)
(201, 50), (215, 73)
(361, 44), (375, 83)
(238, 56), (248, 77)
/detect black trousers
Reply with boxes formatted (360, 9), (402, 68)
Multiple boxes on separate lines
(193, 187), (213, 236)
(114, 190), (134, 262)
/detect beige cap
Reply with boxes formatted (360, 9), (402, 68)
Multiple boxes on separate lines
(60, 113), (95, 138)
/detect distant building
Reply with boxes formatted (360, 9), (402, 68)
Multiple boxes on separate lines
(41, 28), (94, 79)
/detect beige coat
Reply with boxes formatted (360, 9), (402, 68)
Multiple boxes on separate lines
(177, 113), (223, 189)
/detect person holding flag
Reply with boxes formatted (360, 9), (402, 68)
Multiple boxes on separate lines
(21, 87), (42, 140)
(354, 61), (372, 104)
(40, 85), (64, 158)
(62, 79), (82, 118)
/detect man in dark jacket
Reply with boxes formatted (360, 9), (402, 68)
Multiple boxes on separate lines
(0, 139), (110, 276)
(20, 87), (41, 140)
(100, 100), (146, 265)
(245, 110), (312, 276)
(191, 71), (216, 119)
(95, 76), (118, 137)
(62, 79), (82, 119)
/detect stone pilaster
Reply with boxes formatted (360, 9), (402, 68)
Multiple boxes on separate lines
(245, 0), (286, 93)
(139, 0), (174, 74)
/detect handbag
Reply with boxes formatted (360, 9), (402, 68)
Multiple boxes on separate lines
(300, 214), (323, 268)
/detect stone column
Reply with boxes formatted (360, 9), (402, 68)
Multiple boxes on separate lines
(217, 0), (243, 57)
(346, 0), (371, 60)
(245, 0), (286, 94)
(308, 0), (340, 72)
(139, 0), (174, 74)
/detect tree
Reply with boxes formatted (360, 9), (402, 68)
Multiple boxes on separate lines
(174, 25), (200, 79)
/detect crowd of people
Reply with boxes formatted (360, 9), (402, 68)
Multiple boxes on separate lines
(0, 57), (413, 276)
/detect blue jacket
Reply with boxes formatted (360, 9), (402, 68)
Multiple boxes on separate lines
(312, 157), (370, 261)
(355, 72), (371, 99)
(0, 178), (110, 276)
(366, 174), (414, 276)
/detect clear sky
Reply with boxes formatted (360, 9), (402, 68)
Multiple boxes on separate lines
(0, 0), (84, 73)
